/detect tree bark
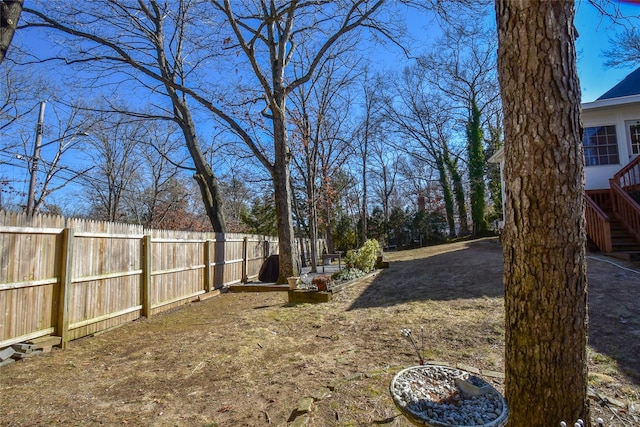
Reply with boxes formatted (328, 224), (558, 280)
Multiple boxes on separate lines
(0, 0), (22, 64)
(495, 1), (589, 426)
(435, 155), (456, 237)
(444, 150), (468, 235)
(272, 113), (298, 282)
(272, 73), (298, 281)
(208, 0), (385, 280)
(167, 89), (226, 232)
(467, 99), (488, 236)
(360, 122), (369, 246)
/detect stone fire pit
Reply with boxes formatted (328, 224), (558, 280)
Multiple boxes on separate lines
(390, 365), (509, 427)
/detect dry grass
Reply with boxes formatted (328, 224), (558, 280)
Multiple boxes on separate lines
(1, 238), (638, 426)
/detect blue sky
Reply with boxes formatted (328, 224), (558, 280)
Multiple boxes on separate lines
(575, 0), (640, 102)
(397, 1), (639, 103)
(2, 1), (639, 212)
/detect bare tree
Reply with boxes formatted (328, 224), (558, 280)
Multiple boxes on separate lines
(22, 0), (401, 282)
(0, 73), (31, 209)
(496, 1), (588, 425)
(419, 20), (500, 236)
(289, 49), (356, 270)
(370, 134), (400, 245)
(383, 65), (463, 237)
(21, 102), (91, 215)
(82, 113), (145, 222)
(603, 27), (640, 68)
(351, 71), (385, 245)
(22, 0), (228, 231)
(0, 61), (35, 134)
(204, 0), (396, 281)
(289, 74), (322, 271)
(129, 121), (192, 228)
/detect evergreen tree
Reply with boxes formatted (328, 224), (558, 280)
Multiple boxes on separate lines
(240, 196), (278, 236)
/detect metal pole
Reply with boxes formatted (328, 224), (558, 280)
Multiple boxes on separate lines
(26, 101), (46, 216)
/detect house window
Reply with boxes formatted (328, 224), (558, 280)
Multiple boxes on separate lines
(630, 122), (640, 155)
(582, 125), (619, 166)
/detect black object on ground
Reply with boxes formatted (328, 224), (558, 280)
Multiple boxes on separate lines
(259, 254), (279, 282)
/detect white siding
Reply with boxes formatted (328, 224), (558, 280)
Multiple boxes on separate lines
(582, 98), (640, 190)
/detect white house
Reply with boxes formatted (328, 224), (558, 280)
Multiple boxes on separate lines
(581, 67), (640, 190)
(490, 67), (640, 259)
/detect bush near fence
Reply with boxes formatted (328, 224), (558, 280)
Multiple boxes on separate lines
(0, 210), (321, 349)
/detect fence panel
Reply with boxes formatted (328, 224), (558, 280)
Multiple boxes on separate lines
(218, 234), (245, 286)
(66, 218), (144, 341)
(148, 229), (209, 316)
(0, 211), (64, 347)
(246, 235), (271, 280)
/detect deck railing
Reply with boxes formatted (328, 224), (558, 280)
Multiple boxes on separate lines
(610, 155), (640, 242)
(611, 155), (640, 193)
(610, 180), (640, 242)
(585, 189), (611, 209)
(584, 193), (613, 253)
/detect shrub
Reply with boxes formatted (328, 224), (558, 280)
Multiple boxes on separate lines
(344, 239), (380, 273)
(344, 250), (356, 270)
(331, 268), (366, 282)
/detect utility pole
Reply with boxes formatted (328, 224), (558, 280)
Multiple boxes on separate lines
(26, 101), (45, 216)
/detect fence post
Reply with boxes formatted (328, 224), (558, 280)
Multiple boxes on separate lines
(57, 227), (74, 349)
(141, 234), (152, 318)
(204, 239), (213, 292)
(242, 236), (249, 283)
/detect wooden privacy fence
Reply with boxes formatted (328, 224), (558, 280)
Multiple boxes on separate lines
(0, 210), (294, 349)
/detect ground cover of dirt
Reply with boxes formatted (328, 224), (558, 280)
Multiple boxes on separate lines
(1, 238), (638, 426)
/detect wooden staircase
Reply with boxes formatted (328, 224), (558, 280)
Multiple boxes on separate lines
(607, 205), (640, 260)
(585, 156), (640, 262)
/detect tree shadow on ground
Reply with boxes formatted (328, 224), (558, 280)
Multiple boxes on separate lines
(347, 238), (640, 386)
(585, 255), (640, 385)
(347, 238), (505, 310)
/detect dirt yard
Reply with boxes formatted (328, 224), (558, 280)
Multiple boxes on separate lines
(1, 238), (638, 426)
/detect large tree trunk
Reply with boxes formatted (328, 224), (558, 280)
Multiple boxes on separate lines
(193, 171), (226, 232)
(151, 8), (227, 233)
(360, 148), (368, 246)
(171, 96), (226, 233)
(272, 91), (298, 283)
(467, 99), (488, 236)
(444, 151), (468, 235)
(435, 155), (456, 237)
(0, 0), (22, 64)
(496, 1), (589, 426)
(306, 178), (319, 274)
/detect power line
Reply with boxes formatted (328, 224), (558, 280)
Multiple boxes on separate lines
(1, 149), (195, 200)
